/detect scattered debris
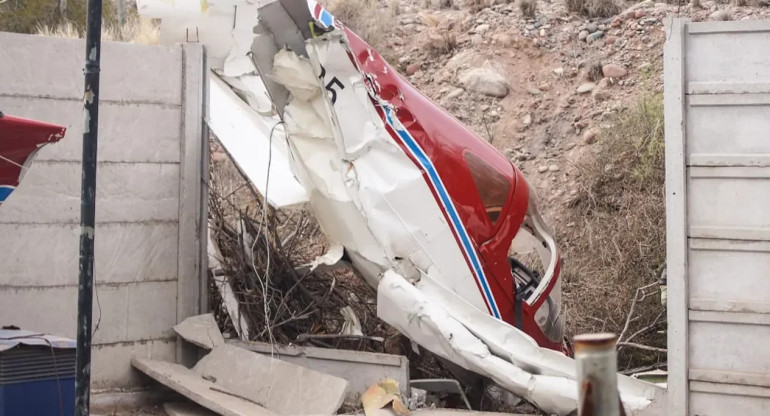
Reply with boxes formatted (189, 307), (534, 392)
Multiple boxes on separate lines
(362, 378), (412, 416)
(340, 306), (365, 336)
(173, 314), (225, 350)
(410, 379), (472, 410)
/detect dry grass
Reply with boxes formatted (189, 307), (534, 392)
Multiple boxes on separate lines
(420, 14), (458, 57)
(325, 0), (400, 51)
(566, 0), (622, 18)
(519, 0), (537, 19)
(586, 60), (604, 82)
(561, 94), (666, 370)
(425, 31), (458, 56)
(0, 0), (117, 34)
(35, 15), (159, 44)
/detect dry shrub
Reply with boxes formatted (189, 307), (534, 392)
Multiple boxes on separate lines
(420, 15), (458, 56)
(0, 0), (116, 34)
(36, 15), (159, 44)
(566, 0), (622, 18)
(325, 0), (400, 51)
(425, 31), (458, 56)
(520, 0), (537, 18)
(586, 60), (604, 82)
(562, 94), (666, 370)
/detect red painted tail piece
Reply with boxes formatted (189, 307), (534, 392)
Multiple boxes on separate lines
(0, 112), (66, 206)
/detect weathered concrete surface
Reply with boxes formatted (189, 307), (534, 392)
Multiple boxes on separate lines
(92, 340), (177, 389)
(0, 31), (206, 390)
(163, 402), (218, 416)
(0, 32), (183, 104)
(193, 344), (349, 415)
(173, 314), (225, 350)
(0, 223), (178, 286)
(132, 357), (275, 416)
(229, 340), (409, 400)
(0, 281), (177, 345)
(0, 97), (181, 163)
(0, 162), (180, 224)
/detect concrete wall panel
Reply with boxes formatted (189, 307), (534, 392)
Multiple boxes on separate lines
(666, 19), (770, 414)
(92, 340), (177, 389)
(0, 223), (178, 286)
(0, 281), (177, 345)
(0, 162), (180, 224)
(0, 32), (205, 389)
(1, 96), (181, 163)
(0, 32), (183, 104)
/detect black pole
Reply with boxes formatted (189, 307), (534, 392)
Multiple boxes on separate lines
(75, 1), (102, 415)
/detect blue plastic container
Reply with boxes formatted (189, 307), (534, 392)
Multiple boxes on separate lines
(0, 329), (76, 416)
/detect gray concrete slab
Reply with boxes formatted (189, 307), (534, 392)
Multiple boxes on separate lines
(173, 314), (225, 350)
(229, 340), (409, 400)
(163, 402), (218, 416)
(132, 357), (275, 416)
(193, 344), (349, 415)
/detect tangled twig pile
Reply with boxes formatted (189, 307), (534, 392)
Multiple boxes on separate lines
(207, 148), (387, 351)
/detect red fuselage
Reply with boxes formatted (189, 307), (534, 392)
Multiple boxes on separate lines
(341, 30), (564, 352)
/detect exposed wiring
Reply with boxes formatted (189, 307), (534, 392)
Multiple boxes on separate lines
(249, 120), (285, 352)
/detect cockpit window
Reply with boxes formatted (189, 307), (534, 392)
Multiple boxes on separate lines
(464, 151), (510, 224)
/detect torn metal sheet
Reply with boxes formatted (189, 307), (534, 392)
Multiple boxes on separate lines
(142, 1), (664, 414)
(0, 113), (66, 207)
(209, 74), (307, 207)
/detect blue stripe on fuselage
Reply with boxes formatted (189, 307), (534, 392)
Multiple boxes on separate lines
(382, 107), (500, 318)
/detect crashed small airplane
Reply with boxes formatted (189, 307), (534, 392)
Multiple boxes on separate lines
(139, 0), (664, 413)
(0, 112), (66, 206)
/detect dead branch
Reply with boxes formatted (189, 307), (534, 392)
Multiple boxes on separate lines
(296, 333), (385, 343)
(618, 282), (660, 343)
(207, 150), (389, 352)
(617, 342), (667, 354)
(621, 362), (667, 376)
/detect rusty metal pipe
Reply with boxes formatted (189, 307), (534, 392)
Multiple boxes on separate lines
(574, 333), (625, 416)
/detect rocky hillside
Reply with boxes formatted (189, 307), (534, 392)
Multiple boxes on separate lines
(364, 0), (768, 229)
